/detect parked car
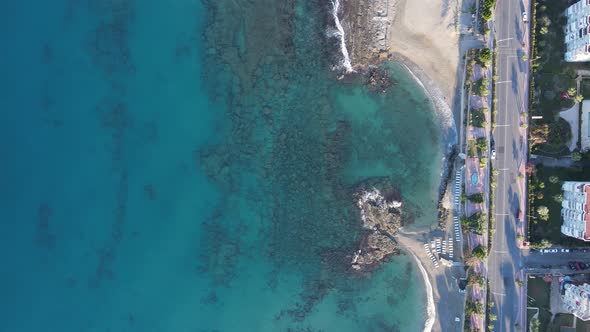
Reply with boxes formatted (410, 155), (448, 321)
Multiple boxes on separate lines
(561, 249), (570, 253)
(541, 249), (558, 253)
(491, 149), (496, 160)
(523, 11), (528, 22)
(569, 262), (576, 270)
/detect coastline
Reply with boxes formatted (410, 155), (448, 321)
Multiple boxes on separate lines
(334, 0), (466, 330)
(412, 252), (436, 332)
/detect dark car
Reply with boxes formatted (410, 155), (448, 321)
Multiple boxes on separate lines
(569, 262), (576, 270)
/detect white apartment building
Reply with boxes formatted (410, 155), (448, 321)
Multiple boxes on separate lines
(563, 283), (590, 321)
(565, 0), (590, 62)
(561, 181), (590, 241)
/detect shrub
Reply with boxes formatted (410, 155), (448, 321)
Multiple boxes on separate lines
(467, 273), (486, 287)
(537, 206), (549, 221)
(466, 299), (485, 317)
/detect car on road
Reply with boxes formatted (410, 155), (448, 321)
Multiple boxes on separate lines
(561, 249), (570, 253)
(522, 11), (528, 22)
(541, 248), (558, 254)
(491, 149), (496, 160)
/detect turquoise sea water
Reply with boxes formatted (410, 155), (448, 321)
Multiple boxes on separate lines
(0, 1), (443, 331)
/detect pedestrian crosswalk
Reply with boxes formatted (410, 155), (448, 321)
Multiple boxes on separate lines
(454, 169), (463, 207)
(454, 216), (461, 243)
(424, 243), (439, 268)
(448, 237), (454, 259)
(424, 237), (454, 269)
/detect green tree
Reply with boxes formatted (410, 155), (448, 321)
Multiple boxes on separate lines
(472, 245), (488, 260)
(473, 78), (490, 97)
(573, 151), (582, 161)
(468, 193), (484, 203)
(476, 137), (488, 153)
(539, 26), (549, 35)
(538, 15), (551, 27)
(568, 87), (577, 97)
(575, 94), (584, 103)
(531, 318), (540, 332)
(537, 206), (549, 221)
(478, 48), (492, 66)
(553, 193), (563, 203)
(548, 175), (559, 184)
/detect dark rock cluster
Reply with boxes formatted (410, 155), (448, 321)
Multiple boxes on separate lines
(365, 66), (394, 93)
(351, 178), (402, 272)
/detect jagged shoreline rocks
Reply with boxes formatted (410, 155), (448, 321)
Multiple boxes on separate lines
(351, 178), (402, 272)
(340, 0), (395, 70)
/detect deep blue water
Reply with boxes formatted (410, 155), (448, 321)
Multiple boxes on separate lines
(0, 1), (442, 331)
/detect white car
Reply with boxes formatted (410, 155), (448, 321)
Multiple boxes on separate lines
(523, 12), (528, 23)
(455, 317), (461, 322)
(541, 249), (558, 253)
(491, 149), (496, 160)
(561, 249), (570, 253)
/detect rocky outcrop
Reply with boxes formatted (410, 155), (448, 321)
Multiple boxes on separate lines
(341, 0), (396, 69)
(365, 66), (394, 93)
(351, 178), (402, 272)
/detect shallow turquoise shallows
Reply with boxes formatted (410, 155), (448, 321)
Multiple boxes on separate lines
(0, 1), (443, 331)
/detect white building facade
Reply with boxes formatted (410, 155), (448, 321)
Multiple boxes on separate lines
(565, 0), (590, 62)
(563, 283), (590, 321)
(561, 181), (590, 241)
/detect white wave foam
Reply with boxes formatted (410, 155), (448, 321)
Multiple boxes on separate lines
(330, 0), (354, 73)
(412, 254), (435, 332)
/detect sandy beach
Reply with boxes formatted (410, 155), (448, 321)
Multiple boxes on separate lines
(388, 0), (461, 103)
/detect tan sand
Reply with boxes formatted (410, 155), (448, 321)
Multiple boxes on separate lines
(388, 0), (461, 103)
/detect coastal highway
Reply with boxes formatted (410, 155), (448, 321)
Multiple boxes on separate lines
(488, 0), (530, 331)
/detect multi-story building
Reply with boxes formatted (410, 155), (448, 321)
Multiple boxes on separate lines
(562, 283), (590, 320)
(565, 0), (590, 62)
(561, 181), (590, 241)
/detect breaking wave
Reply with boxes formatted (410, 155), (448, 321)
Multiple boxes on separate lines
(329, 0), (353, 73)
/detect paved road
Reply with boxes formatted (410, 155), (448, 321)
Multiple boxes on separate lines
(525, 250), (590, 266)
(488, 0), (530, 331)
